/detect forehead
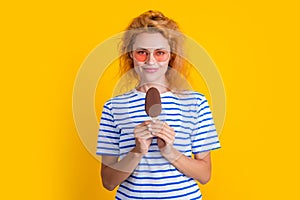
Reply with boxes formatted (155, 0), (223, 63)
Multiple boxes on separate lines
(132, 32), (170, 50)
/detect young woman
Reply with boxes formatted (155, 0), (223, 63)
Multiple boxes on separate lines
(96, 10), (221, 199)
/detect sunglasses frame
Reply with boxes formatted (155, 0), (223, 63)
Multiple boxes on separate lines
(132, 48), (171, 63)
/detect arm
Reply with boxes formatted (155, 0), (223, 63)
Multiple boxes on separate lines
(100, 121), (153, 191)
(149, 120), (212, 184)
(165, 150), (212, 184)
(101, 150), (143, 191)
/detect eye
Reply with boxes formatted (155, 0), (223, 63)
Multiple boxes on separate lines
(155, 50), (167, 56)
(136, 50), (148, 55)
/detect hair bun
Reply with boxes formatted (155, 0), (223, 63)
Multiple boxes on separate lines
(146, 10), (166, 21)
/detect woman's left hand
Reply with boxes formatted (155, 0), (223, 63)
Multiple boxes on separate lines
(147, 120), (179, 160)
(148, 120), (175, 148)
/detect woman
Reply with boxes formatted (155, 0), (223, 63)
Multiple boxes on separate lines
(96, 10), (221, 199)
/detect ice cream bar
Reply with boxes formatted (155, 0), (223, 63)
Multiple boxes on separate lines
(145, 87), (162, 118)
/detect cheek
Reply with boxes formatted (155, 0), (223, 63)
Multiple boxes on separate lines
(158, 61), (169, 70)
(134, 66), (140, 74)
(133, 60), (143, 70)
(133, 63), (144, 75)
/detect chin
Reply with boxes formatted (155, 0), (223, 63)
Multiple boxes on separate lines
(141, 76), (166, 85)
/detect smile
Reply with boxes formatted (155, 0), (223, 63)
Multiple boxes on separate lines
(143, 68), (159, 73)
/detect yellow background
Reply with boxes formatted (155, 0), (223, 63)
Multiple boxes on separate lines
(1, 0), (299, 199)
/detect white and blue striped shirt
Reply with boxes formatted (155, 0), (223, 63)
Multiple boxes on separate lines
(97, 89), (221, 199)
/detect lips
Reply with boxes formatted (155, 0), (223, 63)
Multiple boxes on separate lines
(143, 68), (159, 73)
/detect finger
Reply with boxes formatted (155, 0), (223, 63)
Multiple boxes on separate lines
(151, 120), (164, 127)
(137, 131), (153, 140)
(152, 127), (174, 141)
(153, 132), (173, 144)
(134, 126), (149, 134)
(140, 131), (152, 138)
(135, 123), (152, 134)
(135, 129), (151, 138)
(150, 125), (175, 138)
(135, 120), (152, 129)
(143, 133), (154, 140)
(164, 131), (175, 142)
(154, 126), (174, 135)
(151, 121), (174, 134)
(148, 121), (164, 132)
(148, 121), (176, 142)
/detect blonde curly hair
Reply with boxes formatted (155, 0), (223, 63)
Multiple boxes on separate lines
(118, 10), (190, 91)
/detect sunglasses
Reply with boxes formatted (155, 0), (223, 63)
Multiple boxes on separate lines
(132, 49), (170, 62)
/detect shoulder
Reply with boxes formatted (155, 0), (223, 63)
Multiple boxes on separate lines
(103, 90), (137, 108)
(173, 90), (207, 102)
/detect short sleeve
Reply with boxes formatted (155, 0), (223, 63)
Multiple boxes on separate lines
(96, 101), (120, 156)
(191, 96), (221, 154)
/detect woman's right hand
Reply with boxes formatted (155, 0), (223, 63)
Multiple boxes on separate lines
(132, 120), (153, 154)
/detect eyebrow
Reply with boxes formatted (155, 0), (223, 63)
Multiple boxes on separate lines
(134, 47), (169, 50)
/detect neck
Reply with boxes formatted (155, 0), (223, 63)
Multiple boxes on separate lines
(136, 82), (170, 93)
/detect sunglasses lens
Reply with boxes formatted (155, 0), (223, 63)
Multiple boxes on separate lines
(154, 50), (169, 62)
(133, 50), (148, 62)
(133, 50), (169, 62)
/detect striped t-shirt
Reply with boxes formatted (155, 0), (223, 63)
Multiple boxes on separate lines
(96, 89), (221, 200)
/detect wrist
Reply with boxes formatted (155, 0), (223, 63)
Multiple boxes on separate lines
(109, 150), (144, 174)
(131, 147), (147, 156)
(161, 146), (182, 163)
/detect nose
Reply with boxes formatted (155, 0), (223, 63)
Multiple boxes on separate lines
(146, 52), (156, 65)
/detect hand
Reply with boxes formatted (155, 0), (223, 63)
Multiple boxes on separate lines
(148, 120), (175, 148)
(147, 120), (180, 162)
(132, 120), (153, 154)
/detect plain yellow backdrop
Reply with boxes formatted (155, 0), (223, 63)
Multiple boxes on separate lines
(1, 0), (299, 199)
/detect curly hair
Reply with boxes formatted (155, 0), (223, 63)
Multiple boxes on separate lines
(118, 10), (190, 91)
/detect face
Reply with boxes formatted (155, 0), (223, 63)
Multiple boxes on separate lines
(132, 32), (171, 86)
